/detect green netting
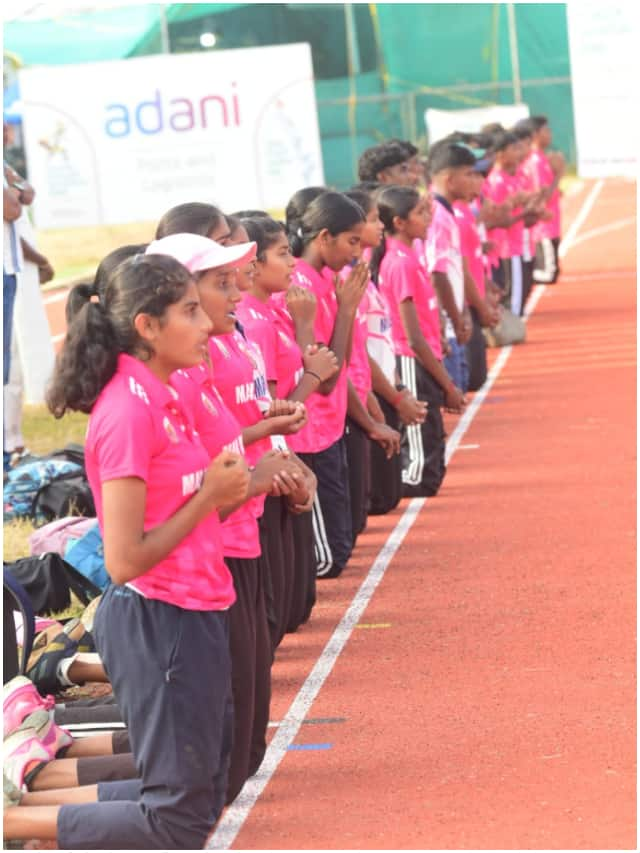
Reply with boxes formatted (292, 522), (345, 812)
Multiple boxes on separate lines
(4, 3), (576, 186)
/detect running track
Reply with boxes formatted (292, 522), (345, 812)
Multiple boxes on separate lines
(45, 179), (636, 848)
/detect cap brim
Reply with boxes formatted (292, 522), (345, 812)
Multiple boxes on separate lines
(189, 241), (257, 272)
(473, 157), (493, 173)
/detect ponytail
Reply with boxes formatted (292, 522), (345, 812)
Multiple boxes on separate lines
(48, 254), (192, 417)
(65, 244), (146, 325)
(284, 186), (328, 256)
(286, 190), (365, 258)
(48, 286), (119, 417)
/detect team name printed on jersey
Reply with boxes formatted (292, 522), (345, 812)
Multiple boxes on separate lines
(181, 468), (206, 496)
(235, 381), (256, 404)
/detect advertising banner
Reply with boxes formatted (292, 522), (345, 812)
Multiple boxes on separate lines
(19, 43), (325, 227)
(567, 0), (637, 177)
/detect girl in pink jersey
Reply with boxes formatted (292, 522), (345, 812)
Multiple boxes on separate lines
(371, 186), (465, 497)
(284, 190), (372, 579)
(522, 115), (564, 285)
(345, 188), (424, 521)
(4, 254), (250, 849)
(150, 210), (313, 798)
(454, 167), (501, 391)
(238, 214), (339, 629)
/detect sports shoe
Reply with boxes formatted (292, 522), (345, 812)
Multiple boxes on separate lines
(3, 710), (55, 790)
(3, 710), (73, 791)
(3, 771), (23, 808)
(80, 594), (102, 634)
(26, 618), (94, 695)
(3, 676), (55, 739)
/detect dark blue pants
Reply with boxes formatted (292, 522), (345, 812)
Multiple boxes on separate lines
(299, 437), (353, 579)
(57, 585), (234, 850)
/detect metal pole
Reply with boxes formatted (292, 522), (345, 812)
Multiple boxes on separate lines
(507, 3), (522, 103)
(344, 3), (361, 181)
(344, 3), (361, 76)
(159, 3), (170, 54)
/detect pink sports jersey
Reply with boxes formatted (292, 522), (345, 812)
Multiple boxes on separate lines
(172, 364), (261, 560)
(207, 332), (272, 469)
(287, 257), (348, 452)
(523, 149), (561, 241)
(516, 164), (535, 260)
(363, 280), (396, 384)
(484, 167), (523, 259)
(453, 200), (485, 298)
(237, 293), (305, 401)
(379, 236), (442, 361)
(85, 353), (234, 611)
(338, 266), (371, 407)
(426, 197), (465, 339)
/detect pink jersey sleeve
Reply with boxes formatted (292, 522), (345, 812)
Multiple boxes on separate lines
(91, 392), (154, 484)
(390, 254), (421, 304)
(485, 172), (510, 206)
(425, 211), (450, 274)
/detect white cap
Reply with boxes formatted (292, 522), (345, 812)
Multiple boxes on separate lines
(145, 232), (256, 273)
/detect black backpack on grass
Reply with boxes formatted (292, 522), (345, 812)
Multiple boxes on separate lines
(4, 553), (102, 616)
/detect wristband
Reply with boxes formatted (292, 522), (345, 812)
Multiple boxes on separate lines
(391, 388), (409, 408)
(304, 369), (322, 383)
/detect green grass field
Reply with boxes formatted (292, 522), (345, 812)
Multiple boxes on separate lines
(3, 405), (88, 562)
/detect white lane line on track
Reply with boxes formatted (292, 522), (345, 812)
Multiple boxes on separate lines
(43, 289), (70, 306)
(559, 178), (603, 259)
(206, 177), (601, 851)
(567, 216), (636, 250)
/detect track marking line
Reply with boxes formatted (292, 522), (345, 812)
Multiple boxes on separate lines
(568, 216), (636, 250)
(355, 622), (392, 629)
(268, 717), (347, 729)
(458, 444), (480, 450)
(43, 289), (70, 306)
(287, 743), (332, 752)
(206, 176), (601, 851)
(559, 178), (604, 259)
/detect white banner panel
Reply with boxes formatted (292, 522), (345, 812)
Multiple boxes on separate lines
(19, 44), (325, 228)
(567, 1), (638, 177)
(425, 105), (530, 145)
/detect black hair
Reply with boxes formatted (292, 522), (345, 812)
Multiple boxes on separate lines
(284, 186), (328, 234)
(47, 254), (192, 417)
(387, 138), (419, 158)
(241, 216), (286, 261)
(286, 190), (365, 258)
(155, 202), (227, 239)
(512, 118), (535, 140)
(491, 130), (520, 153)
(344, 188), (374, 216)
(231, 209), (270, 219)
(357, 141), (411, 182)
(65, 244), (147, 323)
(481, 121), (505, 135)
(350, 180), (383, 196)
(427, 140), (477, 176)
(225, 215), (245, 237)
(529, 115), (549, 132)
(369, 185), (421, 285)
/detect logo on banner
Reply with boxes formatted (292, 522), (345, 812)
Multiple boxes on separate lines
(105, 86), (241, 138)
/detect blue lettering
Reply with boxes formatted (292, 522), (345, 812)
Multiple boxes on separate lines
(135, 89), (163, 135)
(105, 104), (130, 138)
